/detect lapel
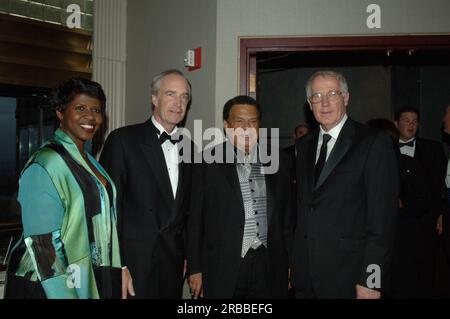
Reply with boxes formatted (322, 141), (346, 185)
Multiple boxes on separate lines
(413, 138), (425, 162)
(220, 142), (245, 222)
(264, 167), (275, 228)
(140, 120), (175, 208)
(306, 129), (319, 190)
(314, 118), (355, 190)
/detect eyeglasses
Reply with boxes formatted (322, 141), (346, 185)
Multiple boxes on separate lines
(308, 90), (343, 104)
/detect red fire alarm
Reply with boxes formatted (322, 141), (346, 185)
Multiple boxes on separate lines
(184, 47), (202, 71)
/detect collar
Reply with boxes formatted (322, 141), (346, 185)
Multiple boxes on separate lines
(51, 129), (110, 181)
(398, 137), (415, 144)
(151, 116), (178, 136)
(319, 113), (348, 140)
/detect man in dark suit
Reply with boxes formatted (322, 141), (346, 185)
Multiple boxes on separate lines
(187, 95), (294, 299)
(389, 106), (446, 298)
(100, 69), (193, 298)
(442, 104), (450, 266)
(292, 70), (398, 299)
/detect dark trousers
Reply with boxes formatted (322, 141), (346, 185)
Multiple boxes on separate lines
(390, 213), (437, 298)
(232, 245), (270, 299)
(294, 271), (317, 299)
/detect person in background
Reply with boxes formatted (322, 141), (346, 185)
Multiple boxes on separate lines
(5, 77), (132, 299)
(390, 106), (446, 298)
(284, 124), (310, 160)
(441, 104), (450, 272)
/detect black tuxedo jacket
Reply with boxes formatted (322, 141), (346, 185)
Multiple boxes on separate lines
(100, 119), (193, 298)
(398, 137), (446, 219)
(187, 142), (295, 298)
(292, 118), (398, 298)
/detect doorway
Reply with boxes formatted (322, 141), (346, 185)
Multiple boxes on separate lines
(240, 35), (450, 147)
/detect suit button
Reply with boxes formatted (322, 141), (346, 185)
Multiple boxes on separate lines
(304, 235), (308, 239)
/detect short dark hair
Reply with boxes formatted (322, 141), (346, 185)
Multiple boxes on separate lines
(394, 106), (420, 122)
(50, 77), (107, 113)
(222, 95), (261, 121)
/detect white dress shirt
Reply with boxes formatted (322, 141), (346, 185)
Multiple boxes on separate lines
(316, 114), (348, 163)
(398, 137), (415, 158)
(151, 116), (179, 198)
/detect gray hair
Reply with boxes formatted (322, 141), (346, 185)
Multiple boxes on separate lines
(305, 70), (349, 98)
(151, 69), (192, 96)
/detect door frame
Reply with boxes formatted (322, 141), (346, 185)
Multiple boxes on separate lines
(239, 35), (450, 98)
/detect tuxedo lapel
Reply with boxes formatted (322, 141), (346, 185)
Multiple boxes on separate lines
(218, 143), (245, 214)
(140, 121), (174, 208)
(413, 139), (425, 162)
(265, 171), (275, 227)
(224, 162), (245, 210)
(315, 119), (355, 190)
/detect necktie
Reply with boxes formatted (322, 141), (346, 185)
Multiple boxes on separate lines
(159, 132), (182, 145)
(398, 139), (414, 148)
(315, 134), (332, 184)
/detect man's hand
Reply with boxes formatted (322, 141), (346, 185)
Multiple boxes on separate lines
(122, 267), (135, 299)
(356, 284), (381, 299)
(437, 214), (443, 236)
(188, 273), (203, 299)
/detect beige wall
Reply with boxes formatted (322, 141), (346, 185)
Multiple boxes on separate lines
(126, 0), (450, 131)
(216, 0), (450, 126)
(126, 0), (217, 131)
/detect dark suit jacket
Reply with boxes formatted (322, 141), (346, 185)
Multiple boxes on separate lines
(99, 119), (193, 298)
(398, 138), (446, 219)
(390, 137), (446, 297)
(292, 118), (398, 298)
(187, 142), (295, 298)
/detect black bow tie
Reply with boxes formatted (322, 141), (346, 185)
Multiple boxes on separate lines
(159, 132), (182, 145)
(398, 140), (415, 148)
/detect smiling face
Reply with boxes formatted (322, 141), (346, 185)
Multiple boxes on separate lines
(151, 73), (190, 133)
(308, 75), (349, 132)
(224, 104), (260, 154)
(56, 94), (103, 153)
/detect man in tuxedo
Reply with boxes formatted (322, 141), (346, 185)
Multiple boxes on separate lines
(389, 106), (446, 298)
(100, 69), (193, 298)
(292, 70), (398, 299)
(442, 104), (450, 265)
(187, 95), (294, 299)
